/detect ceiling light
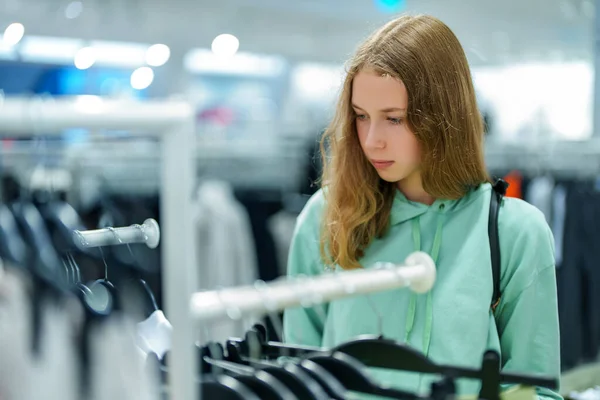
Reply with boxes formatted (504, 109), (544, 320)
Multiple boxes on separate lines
(145, 44), (170, 67)
(3, 23), (25, 47)
(211, 34), (239, 57)
(130, 67), (154, 90)
(74, 47), (96, 70)
(65, 1), (83, 19)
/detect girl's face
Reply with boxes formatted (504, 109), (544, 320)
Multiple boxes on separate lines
(352, 69), (422, 185)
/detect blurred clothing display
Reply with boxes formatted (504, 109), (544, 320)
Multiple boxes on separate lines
(300, 132), (324, 196)
(195, 180), (259, 343)
(268, 210), (298, 277)
(501, 171), (600, 371)
(136, 310), (172, 361)
(557, 183), (600, 369)
(551, 184), (567, 267)
(0, 250), (158, 400)
(503, 170), (523, 199)
(233, 189), (283, 283)
(526, 175), (555, 223)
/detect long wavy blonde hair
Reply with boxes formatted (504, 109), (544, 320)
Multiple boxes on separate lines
(319, 14), (490, 270)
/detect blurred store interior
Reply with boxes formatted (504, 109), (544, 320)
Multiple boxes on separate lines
(0, 0), (599, 399)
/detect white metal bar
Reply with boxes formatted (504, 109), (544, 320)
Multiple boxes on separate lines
(73, 219), (160, 249)
(161, 112), (198, 400)
(0, 97), (199, 400)
(190, 251), (436, 323)
(0, 97), (191, 133)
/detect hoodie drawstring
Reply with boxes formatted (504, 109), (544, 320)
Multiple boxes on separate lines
(404, 213), (444, 357)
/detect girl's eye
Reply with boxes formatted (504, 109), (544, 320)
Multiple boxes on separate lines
(388, 117), (403, 125)
(356, 114), (367, 121)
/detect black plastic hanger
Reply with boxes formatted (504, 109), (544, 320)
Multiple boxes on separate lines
(430, 377), (457, 400)
(479, 350), (501, 400)
(257, 363), (326, 400)
(203, 357), (297, 400)
(232, 370), (297, 400)
(164, 342), (264, 399)
(8, 198), (70, 356)
(329, 336), (559, 399)
(280, 363), (330, 400)
(0, 204), (27, 266)
(10, 201), (63, 281)
(331, 336), (558, 390)
(232, 325), (558, 397)
(201, 375), (261, 400)
(39, 201), (87, 251)
(308, 351), (420, 399)
(225, 339), (326, 400)
(226, 323), (322, 360)
(297, 359), (348, 400)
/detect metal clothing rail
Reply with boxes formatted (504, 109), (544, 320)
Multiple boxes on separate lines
(73, 219), (161, 249)
(190, 251), (436, 323)
(0, 96), (198, 400)
(484, 138), (600, 177)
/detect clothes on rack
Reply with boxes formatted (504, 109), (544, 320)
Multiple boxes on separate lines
(0, 176), (166, 400)
(233, 188), (288, 342)
(234, 188), (283, 283)
(551, 184), (567, 266)
(195, 181), (260, 343)
(557, 183), (600, 369)
(137, 310), (172, 361)
(268, 210), (299, 277)
(503, 170), (523, 199)
(0, 266), (159, 400)
(492, 172), (600, 371)
(525, 175), (554, 223)
(90, 317), (159, 400)
(156, 323), (557, 400)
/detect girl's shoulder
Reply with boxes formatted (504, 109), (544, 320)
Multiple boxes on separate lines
(497, 194), (556, 290)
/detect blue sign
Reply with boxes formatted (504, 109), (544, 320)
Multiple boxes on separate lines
(374, 0), (406, 13)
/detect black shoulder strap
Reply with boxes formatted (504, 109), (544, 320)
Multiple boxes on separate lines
(489, 179), (508, 310)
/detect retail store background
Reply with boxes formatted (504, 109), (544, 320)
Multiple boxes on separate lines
(0, 0), (598, 399)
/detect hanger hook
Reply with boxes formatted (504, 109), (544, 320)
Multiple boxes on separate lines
(108, 225), (138, 267)
(67, 253), (78, 284)
(106, 227), (122, 244)
(62, 258), (72, 285)
(69, 253), (81, 283)
(133, 223), (149, 244)
(99, 226), (122, 282)
(74, 230), (89, 248)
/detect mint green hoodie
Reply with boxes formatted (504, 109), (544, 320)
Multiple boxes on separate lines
(283, 183), (561, 399)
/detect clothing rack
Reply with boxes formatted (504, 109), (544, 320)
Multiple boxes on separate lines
(73, 218), (161, 249)
(190, 251), (436, 322)
(0, 139), (307, 197)
(484, 138), (600, 177)
(0, 96), (198, 400)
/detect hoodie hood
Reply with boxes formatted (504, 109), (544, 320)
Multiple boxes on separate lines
(390, 183), (488, 226)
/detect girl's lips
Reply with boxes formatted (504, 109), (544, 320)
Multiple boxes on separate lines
(371, 160), (395, 169)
